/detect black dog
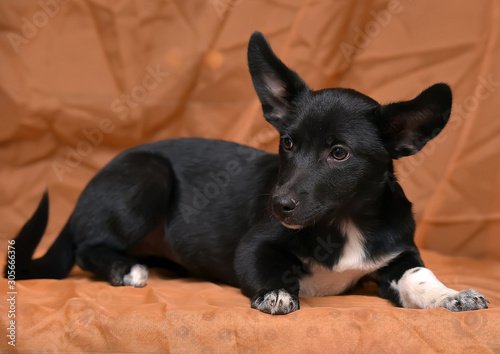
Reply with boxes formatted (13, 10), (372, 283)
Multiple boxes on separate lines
(6, 32), (489, 314)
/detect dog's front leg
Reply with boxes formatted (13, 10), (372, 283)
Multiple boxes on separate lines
(393, 266), (489, 311)
(234, 228), (304, 315)
(378, 251), (489, 311)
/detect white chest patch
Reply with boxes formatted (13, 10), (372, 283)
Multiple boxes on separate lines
(333, 220), (367, 272)
(299, 220), (400, 297)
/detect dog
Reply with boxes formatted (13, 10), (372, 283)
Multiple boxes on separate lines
(5, 32), (489, 315)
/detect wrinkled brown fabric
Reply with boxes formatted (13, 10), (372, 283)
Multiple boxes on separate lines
(0, 0), (499, 352)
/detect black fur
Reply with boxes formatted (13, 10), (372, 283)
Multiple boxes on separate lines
(5, 32), (454, 314)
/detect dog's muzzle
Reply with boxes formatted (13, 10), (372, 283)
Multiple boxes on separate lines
(272, 195), (304, 229)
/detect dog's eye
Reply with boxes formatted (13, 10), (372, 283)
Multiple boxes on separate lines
(282, 137), (293, 150)
(331, 146), (349, 161)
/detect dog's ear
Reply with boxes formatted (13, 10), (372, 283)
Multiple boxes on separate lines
(248, 32), (308, 129)
(377, 83), (452, 159)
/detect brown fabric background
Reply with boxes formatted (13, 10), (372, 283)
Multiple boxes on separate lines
(0, 0), (499, 352)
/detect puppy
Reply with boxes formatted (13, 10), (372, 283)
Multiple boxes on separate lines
(6, 32), (489, 315)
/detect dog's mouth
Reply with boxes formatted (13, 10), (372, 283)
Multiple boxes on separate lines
(280, 221), (304, 230)
(275, 209), (325, 230)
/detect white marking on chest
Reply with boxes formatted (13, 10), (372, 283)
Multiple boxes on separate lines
(333, 220), (367, 272)
(299, 220), (399, 297)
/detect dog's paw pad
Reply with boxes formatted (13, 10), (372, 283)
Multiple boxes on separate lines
(251, 289), (299, 315)
(123, 264), (148, 288)
(440, 289), (489, 312)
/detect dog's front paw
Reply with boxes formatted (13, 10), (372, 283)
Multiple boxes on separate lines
(251, 289), (299, 315)
(439, 289), (489, 312)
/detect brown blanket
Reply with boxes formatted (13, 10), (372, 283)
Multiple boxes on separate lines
(1, 0), (499, 352)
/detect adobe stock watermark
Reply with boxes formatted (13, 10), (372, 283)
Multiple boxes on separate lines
(179, 126), (279, 224)
(51, 64), (169, 181)
(5, 239), (17, 347)
(282, 234), (342, 292)
(211, 0), (243, 20)
(6, 0), (69, 55)
(340, 0), (403, 63)
(51, 120), (116, 181)
(179, 160), (243, 224)
(111, 64), (170, 120)
(386, 74), (500, 190)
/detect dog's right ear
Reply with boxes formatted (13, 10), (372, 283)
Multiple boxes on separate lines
(248, 32), (308, 129)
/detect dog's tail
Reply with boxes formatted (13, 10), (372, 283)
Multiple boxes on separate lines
(4, 191), (75, 280)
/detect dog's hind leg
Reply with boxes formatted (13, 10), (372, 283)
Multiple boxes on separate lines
(71, 150), (174, 287)
(77, 246), (149, 287)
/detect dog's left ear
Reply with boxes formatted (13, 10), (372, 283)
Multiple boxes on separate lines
(377, 83), (452, 159)
(248, 32), (309, 129)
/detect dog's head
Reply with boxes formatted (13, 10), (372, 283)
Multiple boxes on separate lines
(248, 32), (452, 229)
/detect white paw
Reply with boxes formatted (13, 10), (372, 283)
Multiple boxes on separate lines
(123, 264), (148, 288)
(437, 289), (489, 312)
(251, 289), (299, 315)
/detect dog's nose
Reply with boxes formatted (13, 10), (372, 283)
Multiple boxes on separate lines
(272, 196), (298, 215)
